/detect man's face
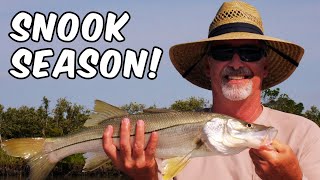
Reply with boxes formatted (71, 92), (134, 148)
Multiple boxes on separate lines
(205, 39), (268, 101)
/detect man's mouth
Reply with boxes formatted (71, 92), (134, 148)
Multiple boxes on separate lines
(225, 75), (252, 80)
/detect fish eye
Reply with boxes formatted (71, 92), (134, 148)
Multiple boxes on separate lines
(246, 123), (252, 128)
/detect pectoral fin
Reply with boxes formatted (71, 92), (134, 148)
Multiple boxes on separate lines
(161, 154), (191, 180)
(162, 140), (204, 180)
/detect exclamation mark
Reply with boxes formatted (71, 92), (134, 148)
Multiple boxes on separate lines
(148, 47), (163, 79)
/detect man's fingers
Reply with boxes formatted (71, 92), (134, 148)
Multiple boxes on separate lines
(250, 140), (289, 166)
(145, 132), (158, 162)
(120, 118), (132, 160)
(251, 144), (279, 160)
(250, 149), (269, 179)
(132, 120), (146, 160)
(102, 125), (119, 163)
(270, 139), (287, 153)
(250, 148), (266, 160)
(102, 118), (159, 178)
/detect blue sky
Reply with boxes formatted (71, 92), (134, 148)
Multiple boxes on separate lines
(1, 0), (319, 111)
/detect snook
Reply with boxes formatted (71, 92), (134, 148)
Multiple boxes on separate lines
(1, 100), (277, 180)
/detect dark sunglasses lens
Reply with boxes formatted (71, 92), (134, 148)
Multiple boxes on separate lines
(209, 46), (265, 62)
(239, 47), (265, 62)
(210, 48), (234, 61)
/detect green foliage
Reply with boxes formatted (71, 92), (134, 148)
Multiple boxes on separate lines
(120, 102), (146, 114)
(1, 106), (45, 139)
(120, 102), (158, 115)
(0, 104), (4, 120)
(60, 154), (85, 165)
(0, 148), (25, 166)
(170, 96), (209, 111)
(0, 97), (90, 139)
(304, 106), (320, 126)
(52, 98), (90, 135)
(262, 88), (320, 126)
(262, 88), (304, 116)
(261, 88), (280, 104)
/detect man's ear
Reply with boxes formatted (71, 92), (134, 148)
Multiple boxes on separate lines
(204, 56), (212, 78)
(263, 61), (268, 78)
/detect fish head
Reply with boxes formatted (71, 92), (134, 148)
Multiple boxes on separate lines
(201, 117), (278, 155)
(226, 119), (278, 149)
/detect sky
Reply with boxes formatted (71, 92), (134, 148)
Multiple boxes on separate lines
(1, 0), (319, 111)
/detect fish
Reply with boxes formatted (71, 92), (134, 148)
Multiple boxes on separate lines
(0, 100), (278, 180)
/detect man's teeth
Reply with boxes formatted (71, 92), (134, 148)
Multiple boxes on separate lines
(228, 76), (245, 80)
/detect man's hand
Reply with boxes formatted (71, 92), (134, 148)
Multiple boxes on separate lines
(102, 118), (159, 180)
(249, 139), (302, 180)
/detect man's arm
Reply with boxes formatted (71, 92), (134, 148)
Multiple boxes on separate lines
(102, 118), (159, 180)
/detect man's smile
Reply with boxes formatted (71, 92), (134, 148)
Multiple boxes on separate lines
(225, 75), (252, 80)
(223, 73), (254, 85)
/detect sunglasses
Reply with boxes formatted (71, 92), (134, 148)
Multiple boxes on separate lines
(207, 45), (267, 62)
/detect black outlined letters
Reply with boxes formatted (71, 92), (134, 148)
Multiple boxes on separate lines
(8, 11), (162, 80)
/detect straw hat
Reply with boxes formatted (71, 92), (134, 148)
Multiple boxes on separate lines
(169, 0), (304, 90)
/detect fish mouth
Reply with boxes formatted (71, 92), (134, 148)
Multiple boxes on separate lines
(261, 127), (278, 146)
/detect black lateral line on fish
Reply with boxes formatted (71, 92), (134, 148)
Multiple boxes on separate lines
(124, 121), (201, 138)
(47, 123), (198, 153)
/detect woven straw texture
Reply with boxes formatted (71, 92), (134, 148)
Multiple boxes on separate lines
(169, 0), (304, 90)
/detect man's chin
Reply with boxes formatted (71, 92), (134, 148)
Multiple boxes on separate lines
(221, 83), (253, 101)
(223, 93), (250, 101)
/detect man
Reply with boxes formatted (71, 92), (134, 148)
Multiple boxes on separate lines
(102, 1), (320, 179)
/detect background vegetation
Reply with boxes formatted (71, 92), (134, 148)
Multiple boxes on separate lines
(0, 88), (319, 177)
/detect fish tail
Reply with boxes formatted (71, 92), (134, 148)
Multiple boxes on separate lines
(1, 138), (56, 180)
(29, 153), (56, 180)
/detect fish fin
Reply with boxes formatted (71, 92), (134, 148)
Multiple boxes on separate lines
(84, 100), (128, 127)
(1, 138), (57, 180)
(143, 108), (177, 114)
(84, 113), (110, 127)
(1, 138), (45, 159)
(162, 155), (192, 180)
(82, 151), (111, 172)
(29, 153), (56, 180)
(94, 100), (127, 115)
(161, 141), (204, 180)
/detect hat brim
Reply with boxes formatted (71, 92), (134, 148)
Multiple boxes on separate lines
(169, 32), (304, 90)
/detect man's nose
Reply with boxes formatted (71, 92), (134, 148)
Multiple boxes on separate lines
(228, 53), (244, 69)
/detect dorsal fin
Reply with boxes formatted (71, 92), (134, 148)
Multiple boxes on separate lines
(94, 100), (127, 115)
(84, 100), (128, 127)
(143, 108), (177, 114)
